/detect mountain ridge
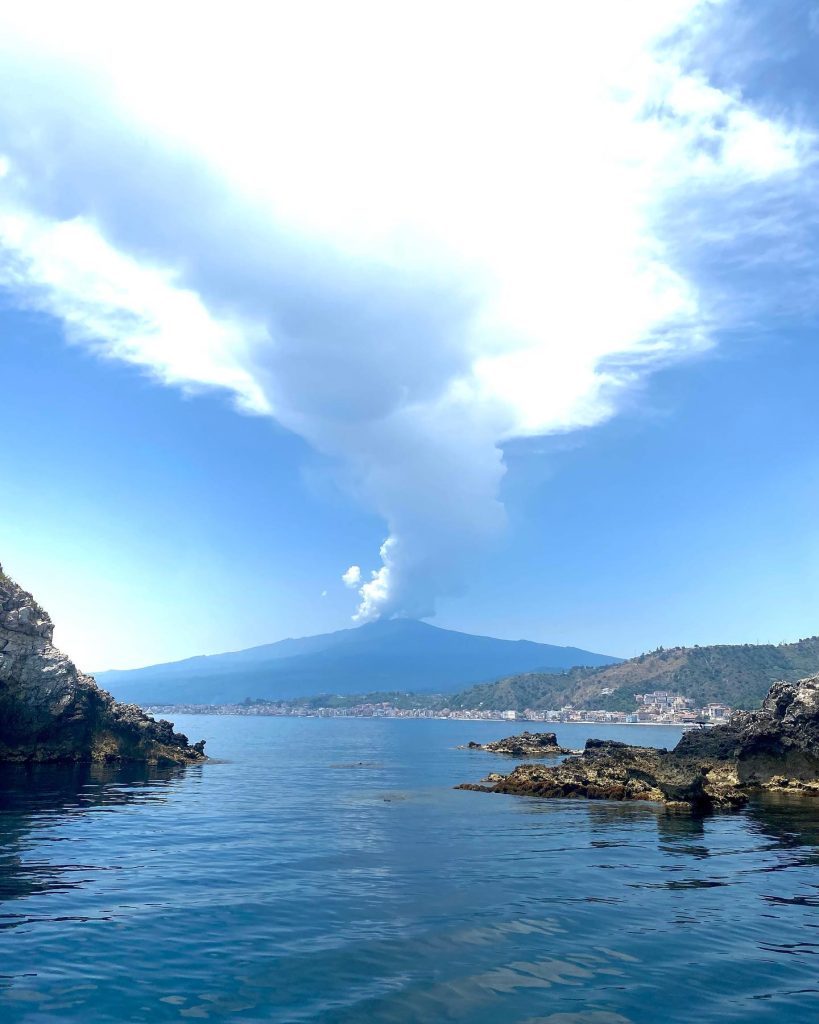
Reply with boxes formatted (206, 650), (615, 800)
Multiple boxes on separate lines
(96, 618), (621, 705)
(448, 636), (819, 712)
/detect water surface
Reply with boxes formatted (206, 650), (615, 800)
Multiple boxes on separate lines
(2, 717), (818, 1022)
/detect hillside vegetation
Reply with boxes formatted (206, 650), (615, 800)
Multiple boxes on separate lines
(449, 637), (819, 712)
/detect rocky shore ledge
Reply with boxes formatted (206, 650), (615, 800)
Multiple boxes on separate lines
(463, 730), (576, 757)
(457, 675), (819, 811)
(0, 564), (206, 764)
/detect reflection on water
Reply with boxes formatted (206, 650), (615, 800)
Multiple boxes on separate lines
(0, 717), (817, 1023)
(0, 763), (193, 909)
(747, 794), (819, 856)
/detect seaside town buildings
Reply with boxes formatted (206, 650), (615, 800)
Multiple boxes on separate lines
(146, 691), (733, 725)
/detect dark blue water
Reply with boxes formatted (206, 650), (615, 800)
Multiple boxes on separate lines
(2, 717), (818, 1023)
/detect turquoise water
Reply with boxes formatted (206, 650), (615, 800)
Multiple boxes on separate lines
(2, 716), (819, 1023)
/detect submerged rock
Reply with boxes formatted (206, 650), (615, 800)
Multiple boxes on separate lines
(457, 675), (819, 812)
(463, 730), (576, 757)
(0, 564), (206, 764)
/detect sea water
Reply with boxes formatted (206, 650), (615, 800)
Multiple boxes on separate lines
(1, 716), (818, 1023)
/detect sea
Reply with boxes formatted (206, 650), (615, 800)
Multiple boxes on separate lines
(1, 716), (818, 1023)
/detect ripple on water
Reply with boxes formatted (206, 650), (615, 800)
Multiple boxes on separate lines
(1, 717), (818, 1023)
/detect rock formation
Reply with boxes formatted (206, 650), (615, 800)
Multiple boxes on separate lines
(458, 674), (819, 811)
(0, 564), (206, 764)
(463, 730), (576, 757)
(458, 738), (746, 811)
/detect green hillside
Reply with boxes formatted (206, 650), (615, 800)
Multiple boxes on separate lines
(449, 636), (819, 712)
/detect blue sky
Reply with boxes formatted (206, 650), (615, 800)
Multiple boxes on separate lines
(2, 2), (819, 669)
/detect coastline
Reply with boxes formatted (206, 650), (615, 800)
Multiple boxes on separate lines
(144, 707), (687, 727)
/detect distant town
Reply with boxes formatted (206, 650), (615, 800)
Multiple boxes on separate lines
(146, 689), (732, 726)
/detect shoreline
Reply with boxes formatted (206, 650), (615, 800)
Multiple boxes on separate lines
(145, 708), (688, 727)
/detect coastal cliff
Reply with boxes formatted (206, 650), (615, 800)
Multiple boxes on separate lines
(458, 674), (819, 811)
(0, 564), (206, 764)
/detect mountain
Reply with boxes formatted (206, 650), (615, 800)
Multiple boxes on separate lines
(95, 619), (621, 705)
(449, 637), (819, 712)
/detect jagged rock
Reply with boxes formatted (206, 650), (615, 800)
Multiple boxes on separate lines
(678, 677), (819, 793)
(458, 739), (746, 810)
(457, 675), (819, 811)
(0, 564), (206, 764)
(463, 730), (576, 757)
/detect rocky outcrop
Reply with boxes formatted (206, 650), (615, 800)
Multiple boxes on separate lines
(463, 730), (576, 757)
(0, 564), (206, 764)
(457, 675), (819, 812)
(678, 676), (819, 794)
(458, 738), (746, 811)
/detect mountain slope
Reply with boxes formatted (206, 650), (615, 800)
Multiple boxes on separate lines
(96, 619), (621, 705)
(449, 637), (819, 712)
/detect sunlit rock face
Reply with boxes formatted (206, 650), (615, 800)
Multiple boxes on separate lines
(0, 564), (205, 764)
(730, 677), (819, 790)
(459, 675), (819, 811)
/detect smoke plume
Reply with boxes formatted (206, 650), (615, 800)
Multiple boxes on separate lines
(0, 2), (811, 619)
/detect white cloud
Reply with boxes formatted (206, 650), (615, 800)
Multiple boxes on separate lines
(0, 210), (270, 413)
(341, 566), (362, 589)
(0, 1), (812, 621)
